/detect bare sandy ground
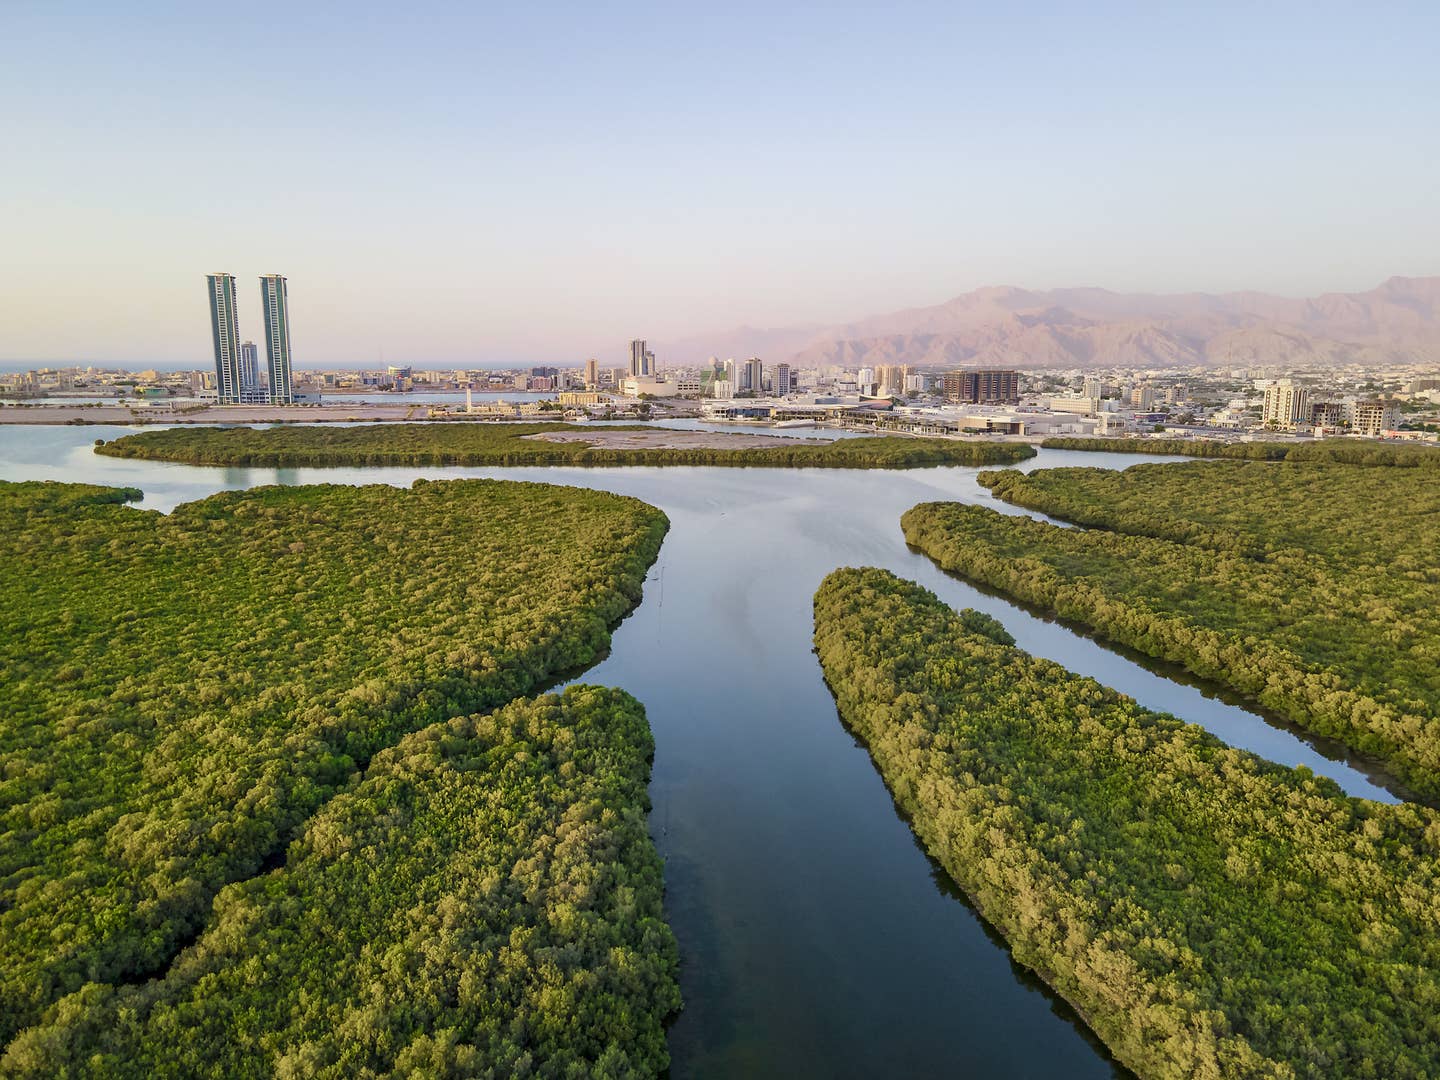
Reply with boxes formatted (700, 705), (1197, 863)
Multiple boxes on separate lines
(525, 429), (828, 450)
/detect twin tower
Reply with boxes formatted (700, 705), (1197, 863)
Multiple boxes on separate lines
(206, 273), (295, 405)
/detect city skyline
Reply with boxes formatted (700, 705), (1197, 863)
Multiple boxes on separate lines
(2, 4), (1437, 367)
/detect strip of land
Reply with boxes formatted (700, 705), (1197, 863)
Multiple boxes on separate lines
(524, 428), (837, 450)
(1041, 435), (1440, 465)
(814, 567), (1440, 1080)
(93, 422), (1036, 468)
(903, 459), (1440, 799)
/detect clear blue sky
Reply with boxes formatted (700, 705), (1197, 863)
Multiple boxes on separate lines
(2, 1), (1437, 367)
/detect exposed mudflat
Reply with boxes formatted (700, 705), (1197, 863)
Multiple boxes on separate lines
(524, 428), (828, 450)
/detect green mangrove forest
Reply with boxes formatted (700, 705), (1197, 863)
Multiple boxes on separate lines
(814, 567), (1440, 1080)
(1041, 436), (1440, 467)
(904, 460), (1440, 799)
(92, 422), (1035, 469)
(0, 478), (671, 1057)
(4, 686), (679, 1078)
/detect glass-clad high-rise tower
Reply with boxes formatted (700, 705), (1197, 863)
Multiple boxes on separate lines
(206, 273), (241, 403)
(259, 275), (295, 405)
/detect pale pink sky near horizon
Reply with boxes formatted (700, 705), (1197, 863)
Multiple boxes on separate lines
(3, 3), (1437, 368)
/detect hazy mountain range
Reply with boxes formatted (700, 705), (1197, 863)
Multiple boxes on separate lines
(662, 277), (1440, 370)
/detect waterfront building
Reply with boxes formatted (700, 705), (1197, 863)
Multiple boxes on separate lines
(1262, 379), (1310, 429)
(942, 369), (1020, 405)
(239, 341), (260, 393)
(558, 390), (608, 406)
(621, 374), (670, 397)
(206, 273), (242, 404)
(259, 274), (295, 405)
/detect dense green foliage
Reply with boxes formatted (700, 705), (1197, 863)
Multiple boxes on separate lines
(94, 422), (1035, 469)
(1040, 436), (1440, 467)
(814, 567), (1440, 1079)
(903, 462), (1440, 798)
(5, 686), (679, 1078)
(0, 479), (666, 1042)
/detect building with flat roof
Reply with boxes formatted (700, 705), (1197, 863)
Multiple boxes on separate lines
(1350, 399), (1398, 437)
(239, 341), (260, 394)
(942, 369), (1020, 405)
(1262, 379), (1310, 429)
(558, 390), (609, 406)
(629, 340), (654, 378)
(743, 357), (763, 393)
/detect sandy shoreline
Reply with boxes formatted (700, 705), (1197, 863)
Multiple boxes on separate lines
(523, 429), (831, 450)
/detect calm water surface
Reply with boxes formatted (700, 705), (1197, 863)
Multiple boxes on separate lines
(0, 426), (1404, 1079)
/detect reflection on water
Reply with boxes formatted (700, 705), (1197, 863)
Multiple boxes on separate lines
(0, 428), (1403, 1079)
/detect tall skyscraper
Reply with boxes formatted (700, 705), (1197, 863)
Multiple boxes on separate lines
(629, 340), (654, 378)
(775, 362), (792, 395)
(206, 273), (241, 403)
(745, 357), (763, 394)
(239, 341), (260, 393)
(584, 358), (598, 387)
(259, 275), (295, 405)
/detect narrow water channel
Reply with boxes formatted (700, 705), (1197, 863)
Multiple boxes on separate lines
(0, 427), (1404, 1078)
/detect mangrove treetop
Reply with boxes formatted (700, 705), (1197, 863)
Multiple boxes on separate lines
(93, 422), (1036, 469)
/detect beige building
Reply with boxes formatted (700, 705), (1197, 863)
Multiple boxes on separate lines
(1350, 399), (1398, 437)
(621, 374), (671, 398)
(1046, 395), (1101, 416)
(558, 391), (608, 406)
(1262, 379), (1311, 429)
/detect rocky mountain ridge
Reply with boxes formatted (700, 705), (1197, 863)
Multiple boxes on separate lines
(662, 277), (1440, 369)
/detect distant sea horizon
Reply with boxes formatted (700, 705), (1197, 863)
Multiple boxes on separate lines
(0, 359), (543, 374)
